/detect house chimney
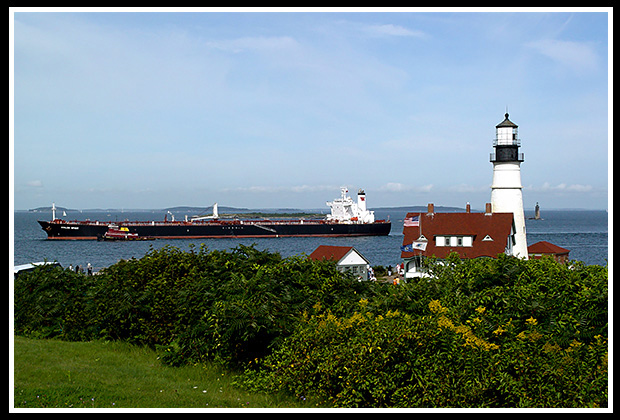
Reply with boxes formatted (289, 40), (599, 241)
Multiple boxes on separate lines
(427, 203), (434, 215)
(485, 203), (492, 215)
(466, 202), (471, 213)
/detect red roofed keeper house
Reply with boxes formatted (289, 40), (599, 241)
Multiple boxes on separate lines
(309, 245), (371, 280)
(528, 241), (570, 263)
(401, 203), (517, 278)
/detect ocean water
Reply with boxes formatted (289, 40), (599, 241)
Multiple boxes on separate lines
(13, 209), (608, 273)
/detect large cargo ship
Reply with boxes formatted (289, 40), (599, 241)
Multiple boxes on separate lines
(38, 188), (391, 240)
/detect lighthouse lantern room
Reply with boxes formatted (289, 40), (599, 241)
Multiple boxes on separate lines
(490, 113), (528, 259)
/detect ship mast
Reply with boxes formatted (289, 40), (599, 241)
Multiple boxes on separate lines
(190, 203), (219, 221)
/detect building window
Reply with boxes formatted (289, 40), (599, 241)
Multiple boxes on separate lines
(436, 235), (473, 247)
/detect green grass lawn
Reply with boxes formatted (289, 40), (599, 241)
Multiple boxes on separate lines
(12, 336), (314, 409)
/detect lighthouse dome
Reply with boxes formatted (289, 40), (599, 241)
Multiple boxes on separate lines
(496, 113), (518, 128)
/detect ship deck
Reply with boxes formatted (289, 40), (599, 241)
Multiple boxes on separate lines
(52, 218), (389, 226)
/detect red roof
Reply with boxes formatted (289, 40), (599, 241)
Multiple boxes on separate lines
(401, 211), (515, 259)
(528, 241), (569, 255)
(309, 245), (356, 262)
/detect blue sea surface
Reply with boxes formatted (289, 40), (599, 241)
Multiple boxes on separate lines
(13, 209), (608, 272)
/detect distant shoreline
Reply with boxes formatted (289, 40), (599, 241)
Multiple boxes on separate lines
(19, 206), (608, 213)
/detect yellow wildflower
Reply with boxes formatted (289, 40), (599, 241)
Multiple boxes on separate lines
(386, 309), (400, 318)
(349, 311), (366, 325)
(569, 339), (582, 349)
(437, 314), (498, 351)
(525, 316), (538, 326)
(528, 331), (542, 342)
(493, 326), (506, 336)
(428, 300), (446, 314)
(438, 316), (455, 329)
(543, 342), (561, 353)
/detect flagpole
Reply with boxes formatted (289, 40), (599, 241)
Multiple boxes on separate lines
(419, 211), (422, 242)
(418, 212), (422, 258)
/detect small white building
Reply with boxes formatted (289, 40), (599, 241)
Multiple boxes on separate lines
(309, 245), (371, 280)
(13, 261), (61, 279)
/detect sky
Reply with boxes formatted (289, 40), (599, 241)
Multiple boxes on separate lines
(10, 8), (611, 210)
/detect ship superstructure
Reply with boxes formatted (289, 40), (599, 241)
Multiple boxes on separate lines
(326, 188), (376, 224)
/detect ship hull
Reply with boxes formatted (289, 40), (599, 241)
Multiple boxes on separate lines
(38, 219), (391, 240)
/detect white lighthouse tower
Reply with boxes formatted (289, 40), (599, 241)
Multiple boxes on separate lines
(490, 113), (528, 259)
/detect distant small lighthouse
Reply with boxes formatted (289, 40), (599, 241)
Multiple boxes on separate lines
(534, 202), (541, 220)
(490, 113), (528, 259)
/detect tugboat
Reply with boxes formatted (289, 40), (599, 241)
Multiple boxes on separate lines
(99, 225), (150, 241)
(38, 188), (391, 240)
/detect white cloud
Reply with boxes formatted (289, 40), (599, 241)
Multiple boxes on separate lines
(364, 24), (428, 38)
(526, 38), (599, 73)
(205, 36), (299, 53)
(529, 182), (594, 193)
(290, 185), (339, 193)
(447, 184), (489, 194)
(223, 184), (338, 194)
(26, 180), (43, 188)
(380, 183), (433, 193)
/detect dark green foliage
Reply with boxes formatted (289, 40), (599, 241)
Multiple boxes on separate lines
(13, 247), (607, 407)
(239, 254), (607, 408)
(14, 244), (378, 367)
(14, 265), (96, 341)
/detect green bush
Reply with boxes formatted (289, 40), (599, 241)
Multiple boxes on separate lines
(14, 265), (96, 341)
(239, 297), (607, 408)
(237, 254), (607, 408)
(13, 247), (607, 407)
(14, 244), (379, 367)
(157, 245), (379, 367)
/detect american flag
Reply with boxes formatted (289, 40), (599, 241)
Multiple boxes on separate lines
(403, 215), (419, 227)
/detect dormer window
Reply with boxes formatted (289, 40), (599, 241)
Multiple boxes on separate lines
(436, 235), (473, 247)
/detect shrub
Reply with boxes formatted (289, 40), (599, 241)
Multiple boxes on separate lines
(238, 254), (608, 408)
(14, 265), (96, 341)
(13, 247), (607, 407)
(239, 298), (608, 408)
(14, 244), (380, 368)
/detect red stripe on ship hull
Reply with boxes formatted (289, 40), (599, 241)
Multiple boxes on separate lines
(45, 233), (386, 240)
